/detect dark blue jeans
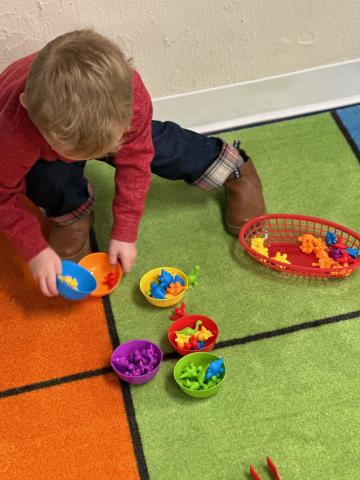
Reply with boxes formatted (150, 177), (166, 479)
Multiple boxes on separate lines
(26, 120), (223, 217)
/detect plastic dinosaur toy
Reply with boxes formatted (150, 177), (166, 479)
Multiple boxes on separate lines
(205, 358), (224, 380)
(187, 266), (200, 288)
(175, 319), (202, 336)
(170, 302), (186, 321)
(250, 457), (281, 480)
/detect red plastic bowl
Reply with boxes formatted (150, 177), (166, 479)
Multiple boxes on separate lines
(168, 314), (219, 356)
(239, 214), (360, 278)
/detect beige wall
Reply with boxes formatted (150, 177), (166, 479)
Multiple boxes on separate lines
(1, 0), (359, 97)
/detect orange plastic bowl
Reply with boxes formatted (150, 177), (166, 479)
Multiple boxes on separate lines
(79, 252), (123, 296)
(239, 214), (360, 278)
(168, 314), (219, 356)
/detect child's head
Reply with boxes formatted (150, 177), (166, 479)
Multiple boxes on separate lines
(23, 29), (132, 159)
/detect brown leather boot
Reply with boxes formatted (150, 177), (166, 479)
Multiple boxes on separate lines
(224, 147), (266, 236)
(48, 213), (92, 262)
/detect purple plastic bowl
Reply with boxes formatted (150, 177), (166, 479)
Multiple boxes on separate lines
(111, 339), (163, 385)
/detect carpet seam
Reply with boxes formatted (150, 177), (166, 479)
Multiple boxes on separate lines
(162, 309), (360, 360)
(0, 367), (113, 399)
(3, 309), (358, 396)
(89, 229), (150, 480)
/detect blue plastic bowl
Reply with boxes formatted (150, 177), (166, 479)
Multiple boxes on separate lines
(57, 260), (97, 300)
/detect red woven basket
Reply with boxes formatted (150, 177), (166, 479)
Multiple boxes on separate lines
(239, 214), (360, 278)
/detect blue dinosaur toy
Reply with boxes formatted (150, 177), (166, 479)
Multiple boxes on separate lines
(205, 358), (224, 380)
(346, 247), (359, 259)
(325, 231), (337, 246)
(158, 269), (174, 288)
(173, 274), (185, 286)
(150, 282), (166, 299)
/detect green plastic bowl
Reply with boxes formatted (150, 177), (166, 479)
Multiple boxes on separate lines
(173, 352), (225, 399)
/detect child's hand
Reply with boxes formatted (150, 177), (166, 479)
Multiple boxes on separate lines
(108, 239), (137, 273)
(28, 247), (62, 297)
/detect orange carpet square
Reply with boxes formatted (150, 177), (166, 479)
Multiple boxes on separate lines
(0, 374), (139, 479)
(0, 225), (113, 391)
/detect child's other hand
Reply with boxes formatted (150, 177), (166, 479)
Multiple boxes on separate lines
(28, 247), (62, 297)
(108, 239), (137, 273)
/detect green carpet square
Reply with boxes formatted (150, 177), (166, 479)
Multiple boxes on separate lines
(87, 112), (360, 351)
(130, 319), (360, 479)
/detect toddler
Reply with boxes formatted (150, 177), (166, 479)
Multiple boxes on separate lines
(0, 29), (266, 297)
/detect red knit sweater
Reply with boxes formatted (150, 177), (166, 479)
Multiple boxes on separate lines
(0, 53), (154, 261)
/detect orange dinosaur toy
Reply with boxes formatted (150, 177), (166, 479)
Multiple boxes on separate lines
(166, 282), (184, 296)
(298, 234), (346, 269)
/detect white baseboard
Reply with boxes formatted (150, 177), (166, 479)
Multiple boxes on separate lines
(152, 60), (360, 133)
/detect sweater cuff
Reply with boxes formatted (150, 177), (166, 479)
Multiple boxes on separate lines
(111, 223), (138, 244)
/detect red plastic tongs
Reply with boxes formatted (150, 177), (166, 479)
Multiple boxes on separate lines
(249, 457), (281, 480)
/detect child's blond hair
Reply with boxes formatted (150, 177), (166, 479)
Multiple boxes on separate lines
(25, 29), (133, 158)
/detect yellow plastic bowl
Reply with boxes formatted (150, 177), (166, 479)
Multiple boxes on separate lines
(140, 266), (188, 308)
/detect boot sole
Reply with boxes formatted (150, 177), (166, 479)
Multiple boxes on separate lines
(226, 209), (267, 237)
(226, 222), (244, 237)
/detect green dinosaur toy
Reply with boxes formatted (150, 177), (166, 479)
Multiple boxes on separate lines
(188, 265), (200, 288)
(175, 319), (202, 336)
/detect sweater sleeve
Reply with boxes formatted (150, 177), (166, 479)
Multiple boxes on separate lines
(0, 135), (48, 262)
(110, 71), (154, 243)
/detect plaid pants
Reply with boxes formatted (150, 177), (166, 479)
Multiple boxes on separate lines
(26, 120), (244, 224)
